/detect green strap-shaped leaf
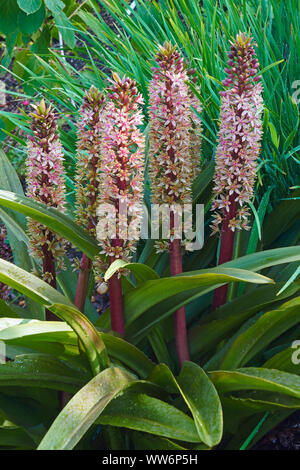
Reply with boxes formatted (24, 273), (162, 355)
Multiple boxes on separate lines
(0, 259), (109, 375)
(219, 296), (300, 369)
(148, 362), (222, 447)
(188, 281), (300, 360)
(124, 268), (273, 342)
(0, 190), (98, 259)
(98, 392), (201, 443)
(209, 368), (300, 400)
(263, 347), (300, 375)
(38, 367), (135, 450)
(0, 318), (154, 378)
(183, 246), (300, 274)
(0, 425), (35, 449)
(0, 353), (88, 392)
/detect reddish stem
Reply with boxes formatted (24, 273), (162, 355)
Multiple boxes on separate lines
(108, 254), (125, 336)
(212, 198), (237, 310)
(74, 253), (92, 312)
(42, 244), (57, 321)
(170, 218), (190, 366)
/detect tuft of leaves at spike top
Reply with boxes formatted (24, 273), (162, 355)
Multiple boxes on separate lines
(211, 32), (264, 236)
(26, 99), (66, 281)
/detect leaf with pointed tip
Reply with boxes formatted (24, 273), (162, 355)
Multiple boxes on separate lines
(148, 362), (223, 447)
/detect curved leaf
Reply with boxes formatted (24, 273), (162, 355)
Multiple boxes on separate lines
(0, 318), (154, 378)
(0, 353), (88, 391)
(209, 368), (300, 400)
(0, 190), (98, 259)
(124, 268), (273, 342)
(189, 281), (300, 360)
(148, 362), (223, 447)
(38, 367), (135, 450)
(219, 296), (300, 369)
(0, 259), (108, 375)
(98, 392), (201, 443)
(263, 347), (300, 375)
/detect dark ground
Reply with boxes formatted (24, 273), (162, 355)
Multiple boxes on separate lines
(254, 411), (300, 450)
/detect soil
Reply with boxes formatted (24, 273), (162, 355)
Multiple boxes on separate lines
(254, 411), (300, 450)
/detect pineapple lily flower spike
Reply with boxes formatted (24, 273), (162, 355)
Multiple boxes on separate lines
(149, 42), (203, 366)
(211, 32), (264, 310)
(96, 73), (145, 336)
(26, 100), (66, 320)
(74, 86), (105, 312)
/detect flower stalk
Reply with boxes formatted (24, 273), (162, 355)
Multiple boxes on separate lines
(96, 74), (145, 336)
(74, 86), (105, 312)
(149, 43), (202, 366)
(26, 100), (66, 320)
(211, 33), (263, 309)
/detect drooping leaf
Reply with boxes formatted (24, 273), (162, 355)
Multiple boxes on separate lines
(148, 362), (223, 447)
(0, 259), (109, 375)
(124, 267), (273, 342)
(0, 190), (98, 259)
(209, 368), (300, 400)
(0, 353), (88, 391)
(98, 392), (201, 443)
(219, 296), (300, 369)
(38, 367), (135, 450)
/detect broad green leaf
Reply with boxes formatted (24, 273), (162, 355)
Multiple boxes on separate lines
(0, 0), (19, 34)
(219, 296), (300, 369)
(148, 362), (223, 447)
(185, 246), (300, 274)
(178, 362), (223, 447)
(209, 368), (300, 400)
(189, 281), (300, 360)
(263, 347), (300, 375)
(0, 300), (20, 318)
(17, 0), (42, 14)
(225, 391), (300, 411)
(124, 268), (273, 342)
(38, 367), (135, 450)
(0, 318), (154, 378)
(0, 259), (109, 375)
(17, 3), (45, 35)
(132, 431), (188, 450)
(0, 190), (99, 259)
(126, 247), (300, 344)
(0, 353), (88, 391)
(98, 392), (201, 443)
(0, 425), (35, 449)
